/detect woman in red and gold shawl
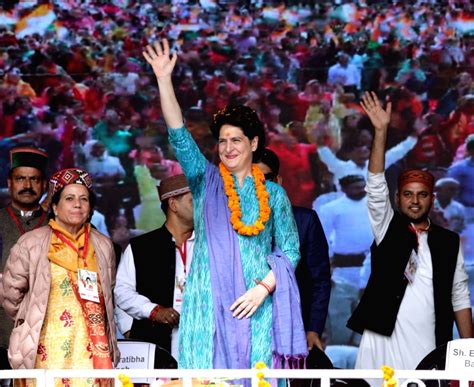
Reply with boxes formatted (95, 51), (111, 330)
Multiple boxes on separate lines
(1, 168), (119, 386)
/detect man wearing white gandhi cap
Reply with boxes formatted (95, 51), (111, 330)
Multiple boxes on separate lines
(115, 174), (194, 366)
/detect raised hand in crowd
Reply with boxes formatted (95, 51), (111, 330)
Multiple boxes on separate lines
(361, 91), (392, 174)
(360, 91), (392, 133)
(143, 40), (177, 80)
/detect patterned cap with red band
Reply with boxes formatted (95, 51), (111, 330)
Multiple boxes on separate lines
(397, 169), (434, 193)
(49, 168), (93, 197)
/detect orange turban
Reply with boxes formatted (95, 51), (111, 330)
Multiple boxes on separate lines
(397, 169), (434, 193)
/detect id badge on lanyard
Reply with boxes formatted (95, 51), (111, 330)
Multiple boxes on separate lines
(404, 249), (419, 284)
(78, 269), (100, 303)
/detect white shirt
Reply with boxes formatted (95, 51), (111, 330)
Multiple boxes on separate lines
(435, 198), (466, 234)
(86, 154), (126, 179)
(327, 62), (361, 89)
(91, 210), (110, 237)
(356, 172), (471, 374)
(114, 231), (195, 359)
(318, 195), (373, 257)
(319, 194), (374, 289)
(318, 136), (417, 190)
(111, 72), (140, 96)
(312, 191), (343, 213)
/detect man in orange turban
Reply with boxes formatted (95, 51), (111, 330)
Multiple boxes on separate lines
(347, 92), (472, 378)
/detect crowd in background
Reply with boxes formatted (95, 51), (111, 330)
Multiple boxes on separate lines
(1, 0), (474, 367)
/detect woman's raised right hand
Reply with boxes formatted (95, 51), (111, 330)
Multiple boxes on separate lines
(143, 39), (177, 79)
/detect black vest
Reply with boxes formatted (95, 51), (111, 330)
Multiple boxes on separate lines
(347, 212), (459, 347)
(129, 225), (176, 352)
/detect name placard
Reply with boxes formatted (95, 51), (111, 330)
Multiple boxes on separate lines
(117, 340), (156, 383)
(445, 339), (474, 370)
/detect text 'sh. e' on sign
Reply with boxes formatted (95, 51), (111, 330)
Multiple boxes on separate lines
(117, 340), (156, 383)
(445, 339), (474, 370)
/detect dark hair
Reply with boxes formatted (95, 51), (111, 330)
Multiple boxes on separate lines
(49, 186), (96, 222)
(258, 148), (280, 175)
(339, 174), (365, 188)
(161, 198), (169, 214)
(160, 193), (189, 214)
(467, 136), (474, 152)
(210, 105), (266, 161)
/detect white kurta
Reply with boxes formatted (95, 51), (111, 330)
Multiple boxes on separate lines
(114, 231), (195, 359)
(356, 172), (471, 373)
(317, 136), (417, 190)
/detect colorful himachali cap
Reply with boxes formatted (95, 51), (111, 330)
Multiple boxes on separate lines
(397, 169), (435, 193)
(158, 174), (190, 201)
(49, 168), (93, 197)
(10, 147), (48, 174)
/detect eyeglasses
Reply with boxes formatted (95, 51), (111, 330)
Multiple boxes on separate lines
(264, 172), (277, 182)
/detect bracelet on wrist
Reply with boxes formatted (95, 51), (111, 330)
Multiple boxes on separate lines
(149, 305), (161, 321)
(257, 281), (272, 294)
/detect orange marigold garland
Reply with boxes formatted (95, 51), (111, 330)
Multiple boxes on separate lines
(219, 163), (271, 236)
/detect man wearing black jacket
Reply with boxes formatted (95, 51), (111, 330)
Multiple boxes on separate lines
(114, 174), (193, 366)
(348, 92), (472, 372)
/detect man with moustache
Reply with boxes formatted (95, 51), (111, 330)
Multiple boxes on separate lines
(347, 92), (472, 373)
(0, 147), (48, 369)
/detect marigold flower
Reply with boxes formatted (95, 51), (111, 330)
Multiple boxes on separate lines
(255, 361), (267, 369)
(381, 365), (395, 379)
(219, 163), (271, 236)
(386, 378), (397, 387)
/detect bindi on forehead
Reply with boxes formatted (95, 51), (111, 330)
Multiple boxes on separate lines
(219, 136), (246, 142)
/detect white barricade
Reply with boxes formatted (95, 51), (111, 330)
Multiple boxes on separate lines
(0, 368), (473, 387)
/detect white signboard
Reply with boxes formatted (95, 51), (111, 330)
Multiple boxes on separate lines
(445, 338), (474, 370)
(117, 340), (156, 383)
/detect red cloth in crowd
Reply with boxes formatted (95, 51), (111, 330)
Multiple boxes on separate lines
(60, 118), (76, 168)
(408, 131), (450, 168)
(277, 92), (310, 123)
(41, 65), (63, 91)
(208, 51), (229, 65)
(0, 115), (15, 138)
(269, 142), (317, 208)
(84, 88), (106, 117)
(395, 95), (423, 118)
(66, 52), (89, 76)
(441, 111), (474, 154)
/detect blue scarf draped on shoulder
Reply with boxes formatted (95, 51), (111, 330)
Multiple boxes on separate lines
(203, 162), (308, 369)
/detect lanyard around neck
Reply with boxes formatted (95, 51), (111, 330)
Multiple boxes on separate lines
(7, 206), (46, 235)
(176, 240), (187, 274)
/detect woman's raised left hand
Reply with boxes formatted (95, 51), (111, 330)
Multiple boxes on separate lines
(230, 285), (269, 319)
